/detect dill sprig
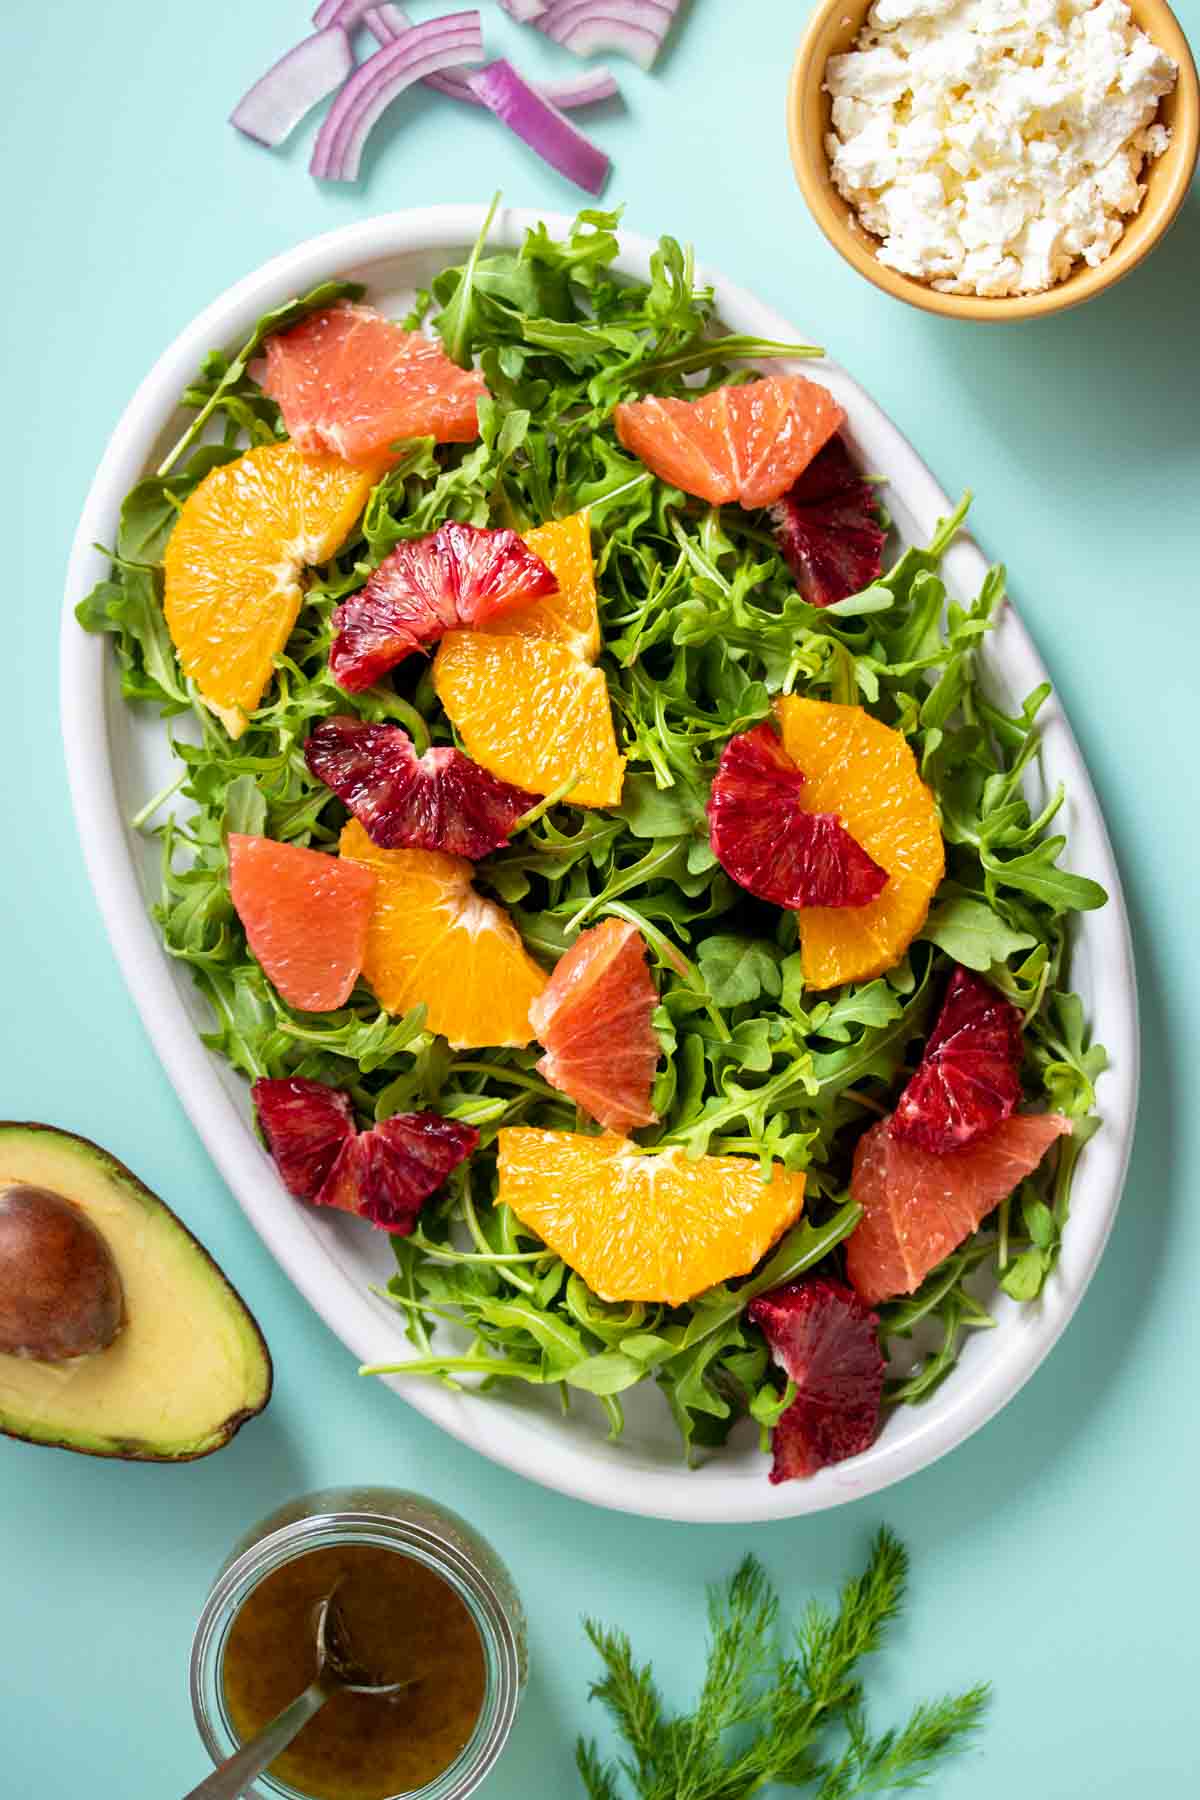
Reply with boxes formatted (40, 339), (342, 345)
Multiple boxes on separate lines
(577, 1529), (988, 1800)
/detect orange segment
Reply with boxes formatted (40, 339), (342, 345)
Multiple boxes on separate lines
(508, 510), (601, 660)
(338, 820), (546, 1049)
(776, 695), (944, 989)
(497, 1129), (806, 1306)
(433, 632), (625, 808)
(164, 440), (376, 736)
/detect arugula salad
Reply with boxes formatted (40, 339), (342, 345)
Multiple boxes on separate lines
(79, 204), (1108, 1477)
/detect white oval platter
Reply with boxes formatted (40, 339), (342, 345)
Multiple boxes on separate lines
(60, 206), (1138, 1522)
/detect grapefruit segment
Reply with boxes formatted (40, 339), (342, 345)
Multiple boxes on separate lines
(163, 440), (376, 736)
(891, 966), (1024, 1154)
(433, 631), (625, 808)
(769, 434), (886, 608)
(847, 1112), (1072, 1305)
(529, 920), (660, 1133)
(613, 375), (845, 510)
(305, 718), (535, 857)
(262, 301), (487, 465)
(329, 522), (557, 692)
(748, 1278), (885, 1482)
(707, 723), (888, 909)
(497, 1129), (806, 1306)
(338, 820), (547, 1048)
(775, 696), (945, 989)
(228, 833), (376, 1012)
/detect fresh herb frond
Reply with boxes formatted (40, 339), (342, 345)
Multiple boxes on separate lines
(576, 1539), (988, 1799)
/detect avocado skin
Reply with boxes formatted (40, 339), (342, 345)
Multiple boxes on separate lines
(0, 1121), (273, 1462)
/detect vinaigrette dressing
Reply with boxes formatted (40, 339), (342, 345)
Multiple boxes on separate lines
(222, 1543), (485, 1800)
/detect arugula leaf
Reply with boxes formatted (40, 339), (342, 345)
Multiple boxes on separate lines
(696, 935), (782, 1007)
(920, 892), (1037, 970)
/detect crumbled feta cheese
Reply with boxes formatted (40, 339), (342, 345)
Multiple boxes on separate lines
(824, 0), (1178, 296)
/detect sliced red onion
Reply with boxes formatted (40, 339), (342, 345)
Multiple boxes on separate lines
(468, 59), (610, 194)
(310, 11), (484, 181)
(500, 0), (550, 18)
(231, 27), (354, 148)
(540, 0), (680, 69)
(312, 0), (380, 27)
(367, 4), (618, 108)
(527, 65), (619, 106)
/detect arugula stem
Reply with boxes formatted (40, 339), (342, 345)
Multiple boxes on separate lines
(130, 767), (186, 832)
(407, 1233), (547, 1266)
(511, 772), (580, 834)
(442, 189), (501, 369)
(635, 333), (822, 381)
(360, 1354), (546, 1383)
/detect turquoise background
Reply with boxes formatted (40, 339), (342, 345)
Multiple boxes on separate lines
(3, 1), (1197, 1793)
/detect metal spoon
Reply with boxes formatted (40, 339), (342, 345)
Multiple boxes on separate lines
(183, 1584), (412, 1800)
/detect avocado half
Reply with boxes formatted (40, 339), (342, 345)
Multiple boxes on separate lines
(0, 1122), (272, 1461)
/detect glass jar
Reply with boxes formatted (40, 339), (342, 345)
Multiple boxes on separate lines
(190, 1487), (527, 1800)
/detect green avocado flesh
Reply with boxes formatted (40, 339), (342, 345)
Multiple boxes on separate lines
(0, 1123), (271, 1460)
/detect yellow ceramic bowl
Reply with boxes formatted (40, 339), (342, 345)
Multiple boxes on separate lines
(788, 0), (1200, 321)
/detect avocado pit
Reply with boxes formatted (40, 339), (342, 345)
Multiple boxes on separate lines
(0, 1183), (124, 1361)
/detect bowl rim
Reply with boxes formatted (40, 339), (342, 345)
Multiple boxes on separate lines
(787, 0), (1200, 321)
(59, 204), (1140, 1521)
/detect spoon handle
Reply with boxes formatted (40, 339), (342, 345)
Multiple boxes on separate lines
(181, 1677), (331, 1800)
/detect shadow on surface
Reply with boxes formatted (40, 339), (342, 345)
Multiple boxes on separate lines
(849, 848), (1175, 1552)
(934, 194), (1200, 460)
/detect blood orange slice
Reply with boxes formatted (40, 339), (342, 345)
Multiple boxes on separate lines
(318, 1113), (479, 1233)
(769, 434), (886, 608)
(305, 718), (534, 857)
(228, 833), (376, 1012)
(529, 920), (660, 1133)
(891, 966), (1024, 1154)
(748, 1278), (885, 1482)
(252, 1077), (356, 1199)
(497, 1129), (806, 1306)
(613, 375), (845, 510)
(847, 1112), (1072, 1305)
(707, 723), (888, 909)
(774, 696), (945, 989)
(262, 302), (487, 465)
(330, 522), (557, 691)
